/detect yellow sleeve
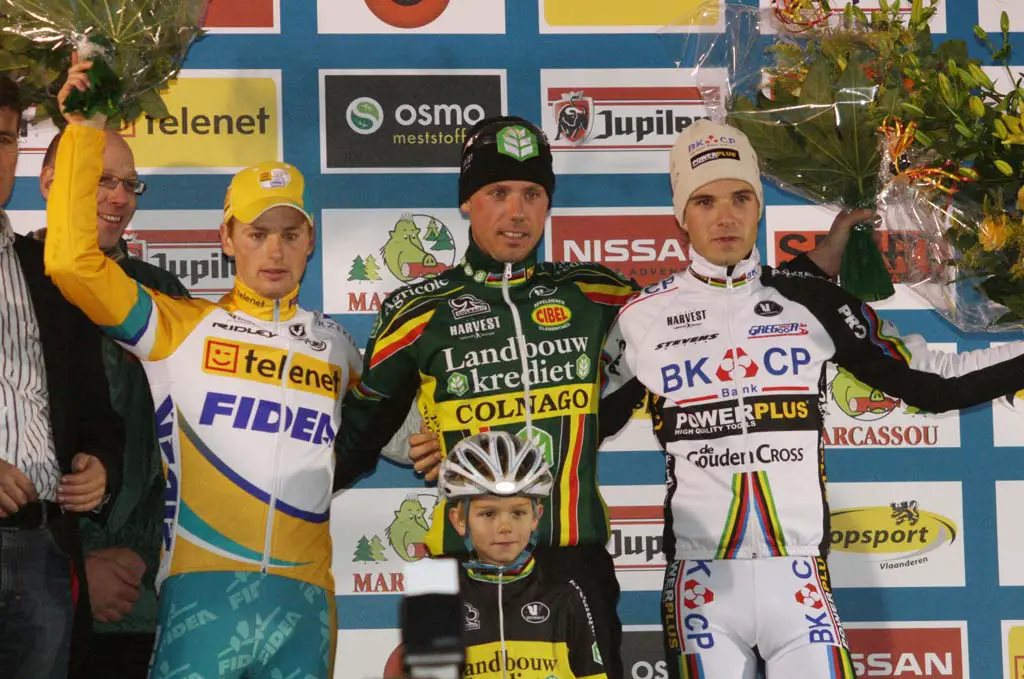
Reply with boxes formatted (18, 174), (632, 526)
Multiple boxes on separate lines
(44, 124), (212, 361)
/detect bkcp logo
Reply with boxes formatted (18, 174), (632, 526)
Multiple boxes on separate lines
(320, 70), (506, 172)
(546, 209), (687, 286)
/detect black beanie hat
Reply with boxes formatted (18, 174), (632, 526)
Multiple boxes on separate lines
(457, 115), (556, 206)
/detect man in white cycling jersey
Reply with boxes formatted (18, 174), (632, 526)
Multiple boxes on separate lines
(612, 119), (1024, 679)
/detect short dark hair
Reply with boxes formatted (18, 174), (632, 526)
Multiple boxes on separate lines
(0, 76), (24, 123)
(42, 131), (63, 169)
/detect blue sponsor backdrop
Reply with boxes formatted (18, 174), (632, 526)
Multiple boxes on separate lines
(7, 1), (1024, 676)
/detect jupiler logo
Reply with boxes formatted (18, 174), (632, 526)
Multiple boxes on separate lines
(553, 91), (594, 145)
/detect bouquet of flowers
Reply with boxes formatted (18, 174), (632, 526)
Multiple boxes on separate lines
(879, 10), (1024, 330)
(0, 0), (209, 127)
(674, 0), (950, 302)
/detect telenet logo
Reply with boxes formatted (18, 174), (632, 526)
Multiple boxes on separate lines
(1010, 625), (1024, 679)
(120, 69), (281, 173)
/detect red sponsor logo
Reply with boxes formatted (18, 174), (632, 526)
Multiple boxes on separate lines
(847, 625), (965, 678)
(607, 505), (663, 568)
(549, 214), (687, 286)
(203, 0), (276, 29)
(364, 0), (451, 29)
(773, 230), (943, 284)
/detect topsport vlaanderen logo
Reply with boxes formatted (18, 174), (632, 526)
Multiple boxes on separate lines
(829, 500), (958, 567)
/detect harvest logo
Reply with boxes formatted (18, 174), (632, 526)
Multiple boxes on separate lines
(829, 501), (958, 569)
(119, 70), (281, 172)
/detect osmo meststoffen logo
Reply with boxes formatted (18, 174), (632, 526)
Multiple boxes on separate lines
(320, 70), (506, 173)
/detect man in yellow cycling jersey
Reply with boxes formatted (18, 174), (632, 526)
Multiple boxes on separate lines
(44, 55), (361, 679)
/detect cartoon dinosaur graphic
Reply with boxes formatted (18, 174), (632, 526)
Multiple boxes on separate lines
(380, 215), (449, 283)
(830, 366), (917, 419)
(385, 496), (430, 562)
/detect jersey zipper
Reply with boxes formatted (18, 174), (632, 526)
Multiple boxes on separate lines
(261, 298), (286, 573)
(502, 262), (534, 438)
(498, 571), (508, 679)
(724, 272), (758, 559)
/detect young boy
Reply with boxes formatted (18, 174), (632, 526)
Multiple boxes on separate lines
(437, 431), (608, 679)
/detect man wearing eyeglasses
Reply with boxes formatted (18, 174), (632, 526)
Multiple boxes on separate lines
(36, 129), (189, 679)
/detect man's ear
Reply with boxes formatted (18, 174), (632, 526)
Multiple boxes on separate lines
(39, 166), (54, 200)
(220, 221), (236, 258)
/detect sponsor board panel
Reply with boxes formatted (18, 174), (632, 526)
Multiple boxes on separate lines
(990, 343), (1024, 447)
(766, 204), (934, 311)
(539, 0), (725, 33)
(845, 621), (968, 679)
(540, 69), (724, 174)
(3, 210), (227, 300)
(621, 626), (668, 679)
(319, 70), (506, 173)
(320, 209), (470, 315)
(318, 0), (505, 34)
(827, 482), (965, 588)
(14, 115), (61, 178)
(822, 344), (961, 449)
(757, 0), (947, 33)
(545, 207), (686, 287)
(124, 211), (231, 300)
(331, 488), (440, 596)
(331, 486), (666, 595)
(602, 485), (667, 591)
(600, 405), (662, 452)
(996, 481), (1024, 586)
(4, 210), (45, 236)
(1004, 620), (1024, 679)
(979, 0), (1024, 32)
(982, 65), (1024, 95)
(203, 0), (280, 32)
(119, 70), (282, 173)
(334, 629), (402, 679)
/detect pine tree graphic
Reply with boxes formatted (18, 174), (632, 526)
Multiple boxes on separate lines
(364, 255), (383, 281)
(348, 256), (368, 281)
(353, 535), (373, 562)
(423, 218), (440, 242)
(432, 225), (455, 251)
(368, 535), (387, 561)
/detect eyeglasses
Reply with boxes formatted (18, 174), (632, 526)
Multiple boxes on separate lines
(98, 174), (146, 196)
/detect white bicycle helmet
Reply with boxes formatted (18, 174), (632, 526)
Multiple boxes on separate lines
(438, 431), (553, 500)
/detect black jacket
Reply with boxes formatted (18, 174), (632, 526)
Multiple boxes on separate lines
(460, 558), (607, 679)
(11, 233), (123, 653)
